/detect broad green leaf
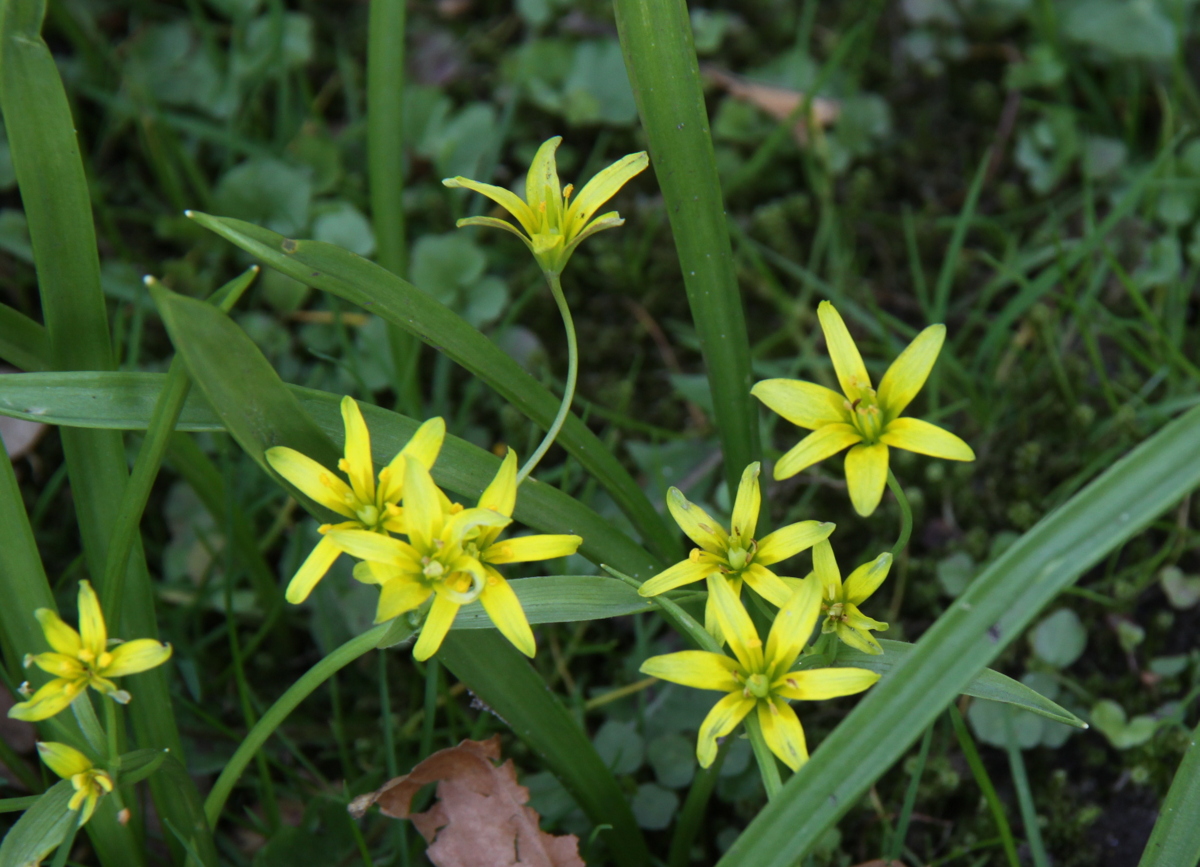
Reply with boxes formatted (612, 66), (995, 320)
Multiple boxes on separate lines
(1029, 608), (1087, 668)
(718, 404), (1200, 867)
(438, 631), (651, 866)
(827, 639), (1086, 727)
(612, 0), (760, 501)
(1138, 721), (1200, 867)
(0, 780), (75, 867)
(451, 576), (652, 628)
(183, 211), (681, 564)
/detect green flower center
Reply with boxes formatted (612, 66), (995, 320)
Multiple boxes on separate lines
(356, 503), (381, 528)
(727, 546), (750, 571)
(744, 673), (772, 700)
(846, 388), (884, 442)
(826, 601), (845, 622)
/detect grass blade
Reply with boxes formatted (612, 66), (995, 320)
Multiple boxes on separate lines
(612, 0), (761, 500)
(953, 706), (1021, 867)
(449, 576), (653, 627)
(0, 304), (50, 372)
(184, 211), (681, 564)
(717, 403), (1200, 866)
(1138, 721), (1200, 867)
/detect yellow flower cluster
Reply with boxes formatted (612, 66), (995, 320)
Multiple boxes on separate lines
(268, 397), (581, 660)
(638, 300), (974, 772)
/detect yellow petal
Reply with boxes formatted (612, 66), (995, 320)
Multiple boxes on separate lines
(339, 397), (375, 502)
(844, 553), (892, 606)
(817, 301), (871, 398)
(444, 507), (511, 542)
(638, 557), (718, 597)
(525, 137), (563, 228)
(640, 650), (741, 692)
(79, 784), (104, 825)
(755, 520), (835, 567)
(877, 324), (945, 417)
(26, 653), (84, 680)
(697, 692), (755, 768)
(478, 449), (518, 517)
(381, 417), (447, 503)
(708, 574), (763, 673)
(102, 639), (172, 678)
(844, 442), (889, 517)
(455, 216), (534, 246)
(484, 534), (581, 564)
(402, 456), (442, 550)
(566, 151), (648, 231)
(774, 424), (862, 480)
(561, 212), (623, 252)
(37, 742), (92, 779)
(479, 573), (535, 658)
(730, 463), (761, 546)
(844, 603), (888, 634)
(8, 679), (84, 722)
(666, 488), (728, 554)
(764, 577), (822, 674)
(742, 563), (793, 608)
(751, 379), (849, 430)
(879, 417), (975, 461)
(772, 666), (880, 701)
(76, 581), (107, 659)
(442, 177), (538, 235)
(812, 540), (842, 599)
(375, 579), (431, 623)
(758, 698), (808, 771)
(266, 447), (357, 518)
(33, 609), (81, 656)
(836, 621), (883, 655)
(353, 560), (393, 586)
(413, 593), (460, 661)
(285, 534), (344, 604)
(326, 528), (419, 568)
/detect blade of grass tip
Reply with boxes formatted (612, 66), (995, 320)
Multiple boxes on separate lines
(1003, 710), (1050, 867)
(99, 268), (260, 628)
(367, 0), (421, 416)
(886, 722), (933, 862)
(613, 0), (761, 504)
(931, 148), (991, 324)
(951, 706), (1021, 867)
(714, 402), (1200, 867)
(0, 2), (204, 863)
(1138, 719), (1200, 867)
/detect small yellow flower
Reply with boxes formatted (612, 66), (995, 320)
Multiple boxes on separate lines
(638, 463), (833, 635)
(37, 742), (114, 824)
(329, 457), (510, 661)
(266, 397), (445, 603)
(752, 301), (975, 516)
(443, 136), (648, 275)
(640, 576), (879, 771)
(9, 581), (172, 722)
(812, 540), (891, 655)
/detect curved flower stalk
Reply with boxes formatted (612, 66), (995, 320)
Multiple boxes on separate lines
(813, 540), (891, 655)
(752, 301), (975, 516)
(443, 136), (648, 277)
(329, 454), (580, 660)
(266, 396), (445, 603)
(9, 581), (172, 721)
(36, 742), (114, 824)
(640, 576), (878, 771)
(638, 462), (833, 636)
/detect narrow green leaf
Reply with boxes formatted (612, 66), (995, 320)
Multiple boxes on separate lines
(114, 749), (168, 787)
(827, 639), (1086, 727)
(612, 0), (760, 499)
(0, 304), (50, 372)
(451, 576), (653, 628)
(718, 404), (1200, 866)
(1138, 721), (1200, 867)
(184, 210), (681, 563)
(438, 631), (651, 866)
(0, 780), (75, 867)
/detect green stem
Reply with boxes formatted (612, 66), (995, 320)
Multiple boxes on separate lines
(516, 272), (578, 485)
(103, 696), (119, 765)
(888, 722), (933, 860)
(601, 565), (720, 654)
(949, 706), (1020, 867)
(745, 712), (782, 801)
(203, 622), (390, 826)
(668, 736), (730, 867)
(886, 469), (913, 560)
(71, 693), (106, 757)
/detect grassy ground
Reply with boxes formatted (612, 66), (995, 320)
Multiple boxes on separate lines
(2, 0), (1199, 865)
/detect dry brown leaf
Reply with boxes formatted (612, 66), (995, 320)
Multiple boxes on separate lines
(704, 67), (840, 144)
(349, 735), (583, 867)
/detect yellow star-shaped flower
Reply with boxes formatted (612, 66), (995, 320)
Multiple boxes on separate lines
(9, 581), (172, 722)
(640, 575), (878, 771)
(266, 397), (444, 603)
(443, 136), (648, 276)
(36, 742), (114, 825)
(753, 301), (975, 516)
(812, 540), (891, 655)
